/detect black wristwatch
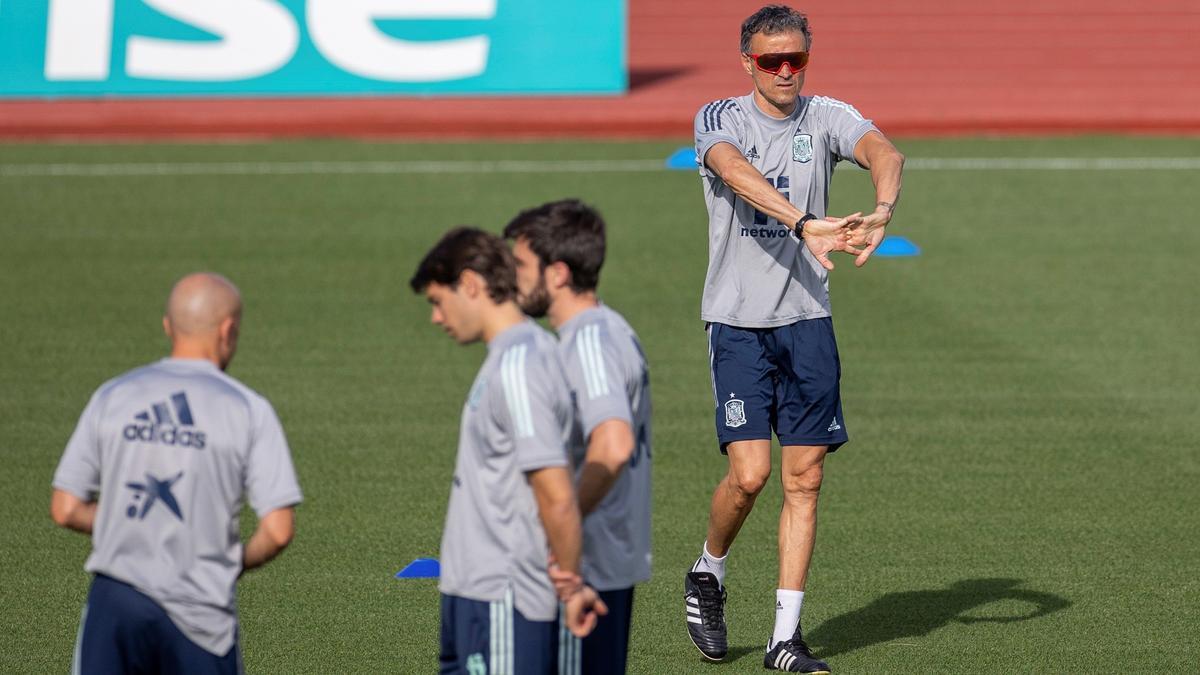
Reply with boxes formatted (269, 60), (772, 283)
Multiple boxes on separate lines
(794, 213), (817, 236)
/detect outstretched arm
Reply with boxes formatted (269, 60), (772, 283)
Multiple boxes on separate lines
(706, 142), (863, 270)
(847, 131), (906, 266)
(706, 142), (808, 227)
(50, 489), (96, 534)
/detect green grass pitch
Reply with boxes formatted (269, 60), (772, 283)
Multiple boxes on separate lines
(1, 137), (1198, 673)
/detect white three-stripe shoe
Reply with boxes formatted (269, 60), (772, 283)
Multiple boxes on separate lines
(763, 628), (830, 673)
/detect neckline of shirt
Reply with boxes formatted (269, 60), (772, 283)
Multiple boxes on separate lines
(488, 319), (538, 352)
(157, 357), (220, 371)
(558, 304), (607, 335)
(747, 93), (807, 127)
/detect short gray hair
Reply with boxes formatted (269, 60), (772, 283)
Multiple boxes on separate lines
(740, 5), (812, 53)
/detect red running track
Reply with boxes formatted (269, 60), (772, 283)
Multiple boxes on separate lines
(2, 0), (1198, 140)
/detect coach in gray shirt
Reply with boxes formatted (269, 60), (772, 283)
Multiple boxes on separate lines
(51, 272), (302, 674)
(684, 5), (905, 674)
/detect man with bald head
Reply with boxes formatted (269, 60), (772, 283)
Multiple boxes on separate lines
(51, 272), (303, 674)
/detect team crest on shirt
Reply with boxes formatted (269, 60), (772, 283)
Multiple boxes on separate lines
(792, 133), (813, 163)
(724, 394), (747, 428)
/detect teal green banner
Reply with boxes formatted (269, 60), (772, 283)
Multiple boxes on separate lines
(0, 0), (626, 97)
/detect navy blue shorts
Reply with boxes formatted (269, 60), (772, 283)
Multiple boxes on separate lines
(74, 574), (240, 675)
(440, 591), (558, 675)
(707, 318), (848, 452)
(557, 587), (634, 675)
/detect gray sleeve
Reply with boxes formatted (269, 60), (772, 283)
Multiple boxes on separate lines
(567, 326), (633, 437)
(694, 99), (745, 174)
(498, 344), (570, 473)
(244, 398), (303, 517)
(52, 389), (104, 500)
(822, 97), (878, 168)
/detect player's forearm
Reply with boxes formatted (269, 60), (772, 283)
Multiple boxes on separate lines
(50, 489), (96, 534)
(539, 498), (583, 573)
(707, 145), (806, 229)
(576, 463), (620, 517)
(863, 141), (905, 213)
(242, 507), (294, 572)
(723, 161), (807, 229)
(576, 420), (635, 516)
(529, 466), (584, 573)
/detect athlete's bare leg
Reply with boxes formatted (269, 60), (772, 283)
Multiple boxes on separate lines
(778, 445), (828, 590)
(705, 439), (772, 556)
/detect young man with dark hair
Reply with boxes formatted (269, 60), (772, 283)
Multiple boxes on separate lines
(687, 4), (905, 673)
(503, 200), (652, 675)
(51, 272), (302, 674)
(410, 226), (607, 675)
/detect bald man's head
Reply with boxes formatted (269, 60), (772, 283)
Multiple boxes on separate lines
(164, 273), (243, 369)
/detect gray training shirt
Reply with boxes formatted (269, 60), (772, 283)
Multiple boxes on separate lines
(438, 320), (573, 622)
(558, 305), (652, 592)
(52, 358), (303, 656)
(694, 93), (878, 328)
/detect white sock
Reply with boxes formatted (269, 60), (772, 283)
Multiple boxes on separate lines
(769, 589), (804, 650)
(691, 541), (728, 587)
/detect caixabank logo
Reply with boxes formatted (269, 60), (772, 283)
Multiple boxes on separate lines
(0, 0), (626, 96)
(123, 391), (207, 449)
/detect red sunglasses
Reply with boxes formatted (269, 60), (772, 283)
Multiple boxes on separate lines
(745, 51), (810, 74)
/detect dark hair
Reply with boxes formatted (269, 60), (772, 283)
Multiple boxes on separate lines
(502, 199), (606, 293)
(740, 4), (812, 54)
(409, 226), (518, 303)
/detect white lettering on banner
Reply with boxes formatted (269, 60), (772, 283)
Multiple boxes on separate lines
(307, 0), (497, 82)
(126, 0), (299, 81)
(45, 0), (115, 80)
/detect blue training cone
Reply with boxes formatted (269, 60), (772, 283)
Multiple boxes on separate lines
(665, 147), (698, 170)
(395, 557), (440, 579)
(874, 236), (920, 257)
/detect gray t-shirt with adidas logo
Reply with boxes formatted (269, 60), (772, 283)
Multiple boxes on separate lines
(557, 305), (652, 592)
(52, 358), (303, 656)
(694, 93), (877, 328)
(438, 320), (573, 622)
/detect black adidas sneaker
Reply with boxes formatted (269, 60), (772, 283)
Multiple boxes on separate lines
(763, 627), (830, 673)
(684, 570), (727, 660)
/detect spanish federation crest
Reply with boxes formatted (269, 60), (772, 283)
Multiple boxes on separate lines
(792, 133), (813, 163)
(724, 395), (747, 428)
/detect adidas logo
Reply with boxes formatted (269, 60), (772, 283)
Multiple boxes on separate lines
(827, 417), (842, 433)
(746, 145), (760, 160)
(122, 392), (207, 449)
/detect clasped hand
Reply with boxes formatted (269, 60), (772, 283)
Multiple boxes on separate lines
(548, 558), (609, 638)
(802, 204), (891, 269)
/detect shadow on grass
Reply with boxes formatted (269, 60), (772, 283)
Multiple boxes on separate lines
(697, 644), (761, 667)
(807, 578), (1071, 659)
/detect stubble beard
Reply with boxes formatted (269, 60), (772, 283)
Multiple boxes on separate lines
(518, 279), (551, 318)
